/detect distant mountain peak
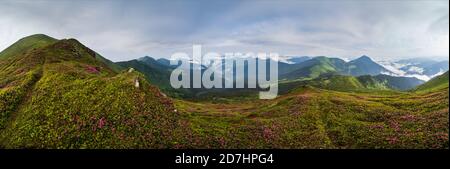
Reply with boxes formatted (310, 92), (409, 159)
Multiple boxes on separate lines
(23, 33), (55, 40)
(354, 55), (373, 62)
(138, 56), (157, 62)
(315, 56), (328, 59)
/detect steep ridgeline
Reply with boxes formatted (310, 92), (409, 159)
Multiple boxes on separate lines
(0, 34), (181, 148)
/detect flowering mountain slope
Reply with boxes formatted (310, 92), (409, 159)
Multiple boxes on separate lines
(0, 34), (447, 149)
(0, 35), (181, 148)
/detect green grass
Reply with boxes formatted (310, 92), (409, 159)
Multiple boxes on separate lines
(173, 85), (448, 148)
(0, 35), (183, 148)
(0, 67), (180, 148)
(0, 67), (42, 129)
(414, 71), (449, 93)
(0, 34), (56, 60)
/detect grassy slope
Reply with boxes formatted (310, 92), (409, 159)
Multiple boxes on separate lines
(0, 37), (182, 148)
(278, 75), (392, 95)
(0, 34), (57, 60)
(95, 53), (124, 73)
(277, 73), (424, 95)
(281, 57), (341, 80)
(175, 85), (448, 148)
(371, 74), (424, 91)
(0, 35), (57, 128)
(414, 71), (449, 93)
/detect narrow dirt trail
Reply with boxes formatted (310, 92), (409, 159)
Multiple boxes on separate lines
(4, 71), (42, 125)
(0, 58), (45, 146)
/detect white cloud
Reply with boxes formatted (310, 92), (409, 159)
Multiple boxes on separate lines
(408, 66), (425, 74)
(0, 0), (448, 61)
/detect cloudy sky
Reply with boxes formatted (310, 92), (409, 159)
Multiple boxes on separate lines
(0, 0), (448, 61)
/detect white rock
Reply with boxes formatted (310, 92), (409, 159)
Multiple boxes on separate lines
(134, 78), (140, 88)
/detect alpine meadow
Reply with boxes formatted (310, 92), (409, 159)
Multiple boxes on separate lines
(0, 0), (448, 150)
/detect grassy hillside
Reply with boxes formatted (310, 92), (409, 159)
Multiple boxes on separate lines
(94, 53), (124, 73)
(280, 57), (345, 80)
(313, 74), (366, 90)
(174, 85), (448, 148)
(0, 34), (57, 60)
(0, 35), (182, 148)
(277, 73), (422, 95)
(361, 74), (424, 91)
(414, 71), (449, 93)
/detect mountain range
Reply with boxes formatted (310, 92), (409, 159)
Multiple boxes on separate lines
(0, 34), (448, 149)
(278, 55), (395, 80)
(117, 54), (425, 98)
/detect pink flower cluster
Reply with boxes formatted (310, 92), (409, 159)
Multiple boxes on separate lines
(386, 136), (398, 144)
(98, 117), (107, 129)
(263, 126), (275, 141)
(85, 66), (100, 74)
(389, 121), (401, 132)
(399, 114), (416, 121)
